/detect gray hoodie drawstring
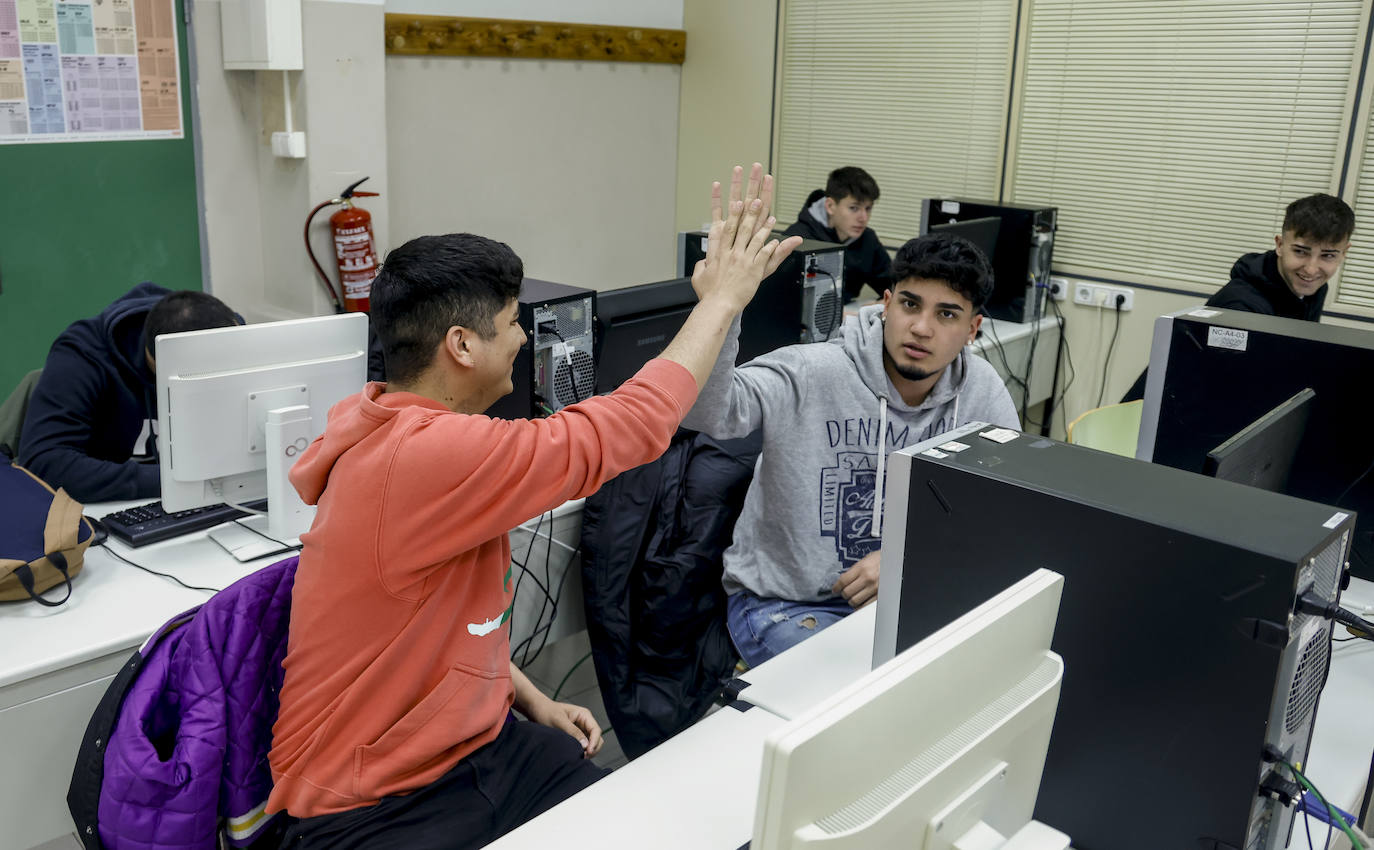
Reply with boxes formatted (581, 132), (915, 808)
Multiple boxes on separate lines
(872, 395), (887, 538)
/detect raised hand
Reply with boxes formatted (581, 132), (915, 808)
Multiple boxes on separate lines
(692, 163), (803, 314)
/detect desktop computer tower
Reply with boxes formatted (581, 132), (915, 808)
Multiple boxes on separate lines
(678, 230), (844, 359)
(878, 423), (1353, 850)
(487, 278), (597, 419)
(920, 198), (1057, 323)
(1139, 307), (1374, 582)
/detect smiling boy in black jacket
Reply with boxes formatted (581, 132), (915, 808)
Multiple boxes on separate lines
(783, 166), (893, 303)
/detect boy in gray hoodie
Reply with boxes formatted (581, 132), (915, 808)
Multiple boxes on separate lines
(683, 232), (1019, 666)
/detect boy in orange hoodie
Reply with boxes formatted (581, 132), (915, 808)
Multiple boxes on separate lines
(267, 165), (801, 848)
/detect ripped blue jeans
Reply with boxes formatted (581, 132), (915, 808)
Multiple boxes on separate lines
(725, 591), (856, 668)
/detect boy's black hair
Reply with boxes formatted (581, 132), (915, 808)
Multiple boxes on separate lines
(825, 166), (881, 205)
(890, 232), (994, 310)
(1283, 194), (1355, 244)
(370, 233), (524, 385)
(143, 291), (240, 357)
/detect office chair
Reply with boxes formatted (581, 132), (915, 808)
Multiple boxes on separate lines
(1066, 400), (1143, 458)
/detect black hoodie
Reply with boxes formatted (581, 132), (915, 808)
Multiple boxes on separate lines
(1205, 250), (1326, 321)
(18, 282), (169, 502)
(782, 189), (893, 302)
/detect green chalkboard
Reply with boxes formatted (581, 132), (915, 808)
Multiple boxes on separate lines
(0, 0), (201, 396)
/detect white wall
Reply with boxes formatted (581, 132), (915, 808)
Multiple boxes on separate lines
(675, 0), (776, 232)
(382, 0), (681, 29)
(194, 0), (389, 322)
(195, 0), (684, 311)
(384, 56), (681, 290)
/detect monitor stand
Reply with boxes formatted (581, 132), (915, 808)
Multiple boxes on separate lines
(207, 403), (316, 562)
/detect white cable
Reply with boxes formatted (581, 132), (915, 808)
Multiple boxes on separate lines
(513, 521), (579, 555)
(282, 70), (293, 134)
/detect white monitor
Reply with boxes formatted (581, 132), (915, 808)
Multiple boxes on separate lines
(752, 568), (1069, 850)
(154, 313), (368, 551)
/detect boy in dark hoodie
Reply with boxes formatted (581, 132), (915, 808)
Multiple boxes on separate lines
(782, 166), (893, 302)
(1207, 193), (1354, 320)
(1122, 193), (1354, 401)
(17, 283), (239, 503)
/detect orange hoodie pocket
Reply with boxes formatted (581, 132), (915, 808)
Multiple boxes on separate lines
(353, 662), (507, 800)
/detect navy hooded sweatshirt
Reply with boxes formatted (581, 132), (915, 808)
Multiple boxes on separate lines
(18, 282), (169, 503)
(1205, 250), (1327, 321)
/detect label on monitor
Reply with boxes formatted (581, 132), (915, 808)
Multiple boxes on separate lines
(939, 441), (971, 453)
(1207, 326), (1248, 351)
(979, 428), (1019, 444)
(1324, 511), (1350, 530)
(1188, 308), (1221, 318)
(940, 200), (960, 214)
(922, 448), (950, 459)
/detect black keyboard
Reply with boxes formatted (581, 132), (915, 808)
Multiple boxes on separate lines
(101, 499), (269, 547)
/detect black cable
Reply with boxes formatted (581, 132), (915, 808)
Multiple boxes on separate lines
(982, 318), (1031, 401)
(508, 511), (549, 644)
(516, 542), (582, 667)
(99, 542), (222, 593)
(230, 518), (302, 553)
(1028, 297), (1075, 433)
(1095, 297), (1124, 408)
(1019, 290), (1044, 423)
(547, 328), (591, 404)
(517, 516), (559, 667)
(1336, 455), (1374, 506)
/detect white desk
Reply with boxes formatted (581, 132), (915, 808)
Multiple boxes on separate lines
(0, 499), (587, 850)
(487, 704), (783, 850)
(499, 578), (1374, 850)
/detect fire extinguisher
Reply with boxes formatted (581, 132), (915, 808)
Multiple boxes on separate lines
(304, 177), (381, 313)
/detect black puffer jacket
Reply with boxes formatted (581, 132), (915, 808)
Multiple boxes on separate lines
(579, 429), (760, 758)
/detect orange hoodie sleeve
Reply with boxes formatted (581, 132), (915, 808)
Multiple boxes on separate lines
(374, 359), (696, 590)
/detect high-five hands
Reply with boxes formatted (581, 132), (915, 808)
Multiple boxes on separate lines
(691, 163), (803, 314)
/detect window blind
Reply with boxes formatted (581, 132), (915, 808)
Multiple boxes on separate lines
(773, 0), (1018, 246)
(1008, 0), (1365, 293)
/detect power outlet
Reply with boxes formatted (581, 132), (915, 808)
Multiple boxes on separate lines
(1048, 276), (1069, 302)
(1072, 282), (1133, 311)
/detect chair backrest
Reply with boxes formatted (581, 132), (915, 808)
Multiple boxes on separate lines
(0, 369), (43, 459)
(1067, 400), (1144, 457)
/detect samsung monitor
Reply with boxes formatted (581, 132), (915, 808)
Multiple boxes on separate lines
(1204, 387), (1315, 493)
(594, 277), (697, 393)
(1138, 307), (1374, 580)
(929, 215), (1001, 272)
(878, 421), (1352, 850)
(753, 568), (1069, 850)
(154, 313), (369, 553)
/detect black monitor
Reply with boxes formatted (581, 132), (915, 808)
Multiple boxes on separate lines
(594, 277), (697, 393)
(929, 215), (1001, 271)
(1204, 388), (1314, 492)
(1139, 308), (1374, 580)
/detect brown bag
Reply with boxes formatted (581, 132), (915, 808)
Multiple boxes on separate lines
(0, 464), (96, 606)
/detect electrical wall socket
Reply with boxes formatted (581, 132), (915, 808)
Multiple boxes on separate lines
(1072, 282), (1133, 311)
(1048, 276), (1069, 302)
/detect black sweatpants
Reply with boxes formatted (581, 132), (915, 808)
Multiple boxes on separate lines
(281, 715), (608, 849)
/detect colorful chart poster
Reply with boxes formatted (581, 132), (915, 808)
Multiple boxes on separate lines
(0, 0), (179, 143)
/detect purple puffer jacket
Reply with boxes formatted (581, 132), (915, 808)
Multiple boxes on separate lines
(78, 556), (297, 850)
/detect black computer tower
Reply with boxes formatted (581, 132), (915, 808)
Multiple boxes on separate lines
(487, 278), (596, 420)
(1139, 308), (1374, 582)
(879, 423), (1353, 850)
(921, 198), (1057, 323)
(677, 230), (844, 361)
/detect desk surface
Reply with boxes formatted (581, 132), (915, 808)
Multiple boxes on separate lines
(0, 500), (277, 689)
(486, 705), (783, 850)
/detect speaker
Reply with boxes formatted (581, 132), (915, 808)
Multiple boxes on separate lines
(487, 278), (597, 419)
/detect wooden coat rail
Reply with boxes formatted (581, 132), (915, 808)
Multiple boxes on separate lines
(384, 15), (686, 64)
